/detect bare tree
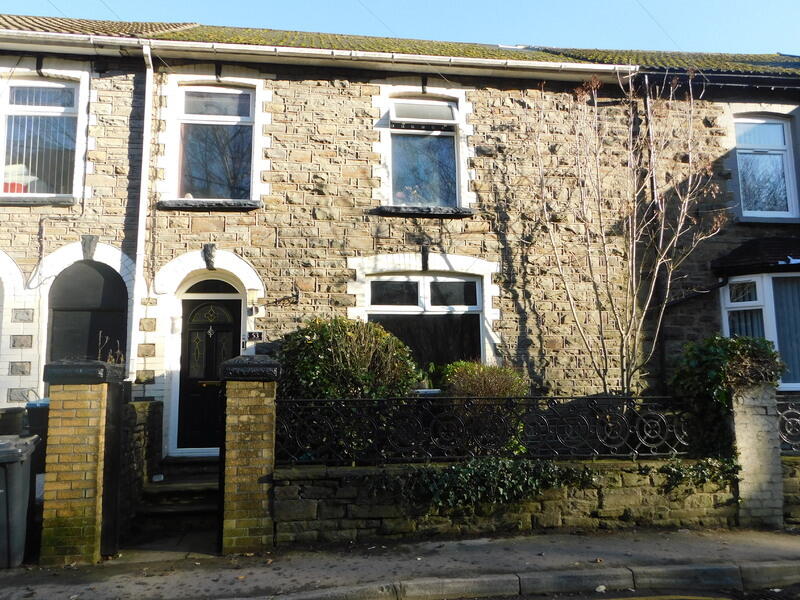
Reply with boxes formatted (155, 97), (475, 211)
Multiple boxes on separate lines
(538, 73), (725, 394)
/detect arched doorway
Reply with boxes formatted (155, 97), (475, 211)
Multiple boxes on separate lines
(176, 278), (243, 452)
(47, 260), (128, 362)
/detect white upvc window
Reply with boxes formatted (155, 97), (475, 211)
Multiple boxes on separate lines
(365, 273), (483, 366)
(721, 273), (800, 390)
(177, 86), (254, 200)
(0, 79), (80, 197)
(389, 98), (460, 208)
(734, 116), (799, 218)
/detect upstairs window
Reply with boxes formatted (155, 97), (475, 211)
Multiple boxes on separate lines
(390, 99), (458, 208)
(1, 80), (78, 196)
(734, 117), (798, 218)
(179, 86), (253, 200)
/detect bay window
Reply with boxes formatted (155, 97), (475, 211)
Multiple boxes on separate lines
(366, 274), (482, 367)
(722, 274), (800, 387)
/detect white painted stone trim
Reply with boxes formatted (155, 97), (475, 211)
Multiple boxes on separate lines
(153, 250), (265, 297)
(0, 249), (36, 405)
(347, 252), (500, 363)
(27, 242), (136, 397)
(150, 249), (265, 457)
(154, 67), (273, 205)
(371, 78), (476, 209)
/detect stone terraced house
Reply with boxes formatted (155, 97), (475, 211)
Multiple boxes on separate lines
(0, 14), (799, 459)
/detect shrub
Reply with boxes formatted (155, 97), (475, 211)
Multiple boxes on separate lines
(277, 317), (419, 398)
(670, 335), (784, 457)
(671, 335), (784, 409)
(441, 361), (529, 397)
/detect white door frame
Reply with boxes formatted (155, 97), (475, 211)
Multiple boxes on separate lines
(166, 277), (247, 457)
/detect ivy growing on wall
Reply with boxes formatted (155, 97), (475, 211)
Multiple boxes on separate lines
(367, 457), (595, 510)
(655, 458), (741, 494)
(670, 335), (785, 457)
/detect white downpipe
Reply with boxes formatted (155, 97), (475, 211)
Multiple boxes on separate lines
(127, 43), (153, 382)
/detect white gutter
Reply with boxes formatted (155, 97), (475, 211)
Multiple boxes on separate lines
(127, 42), (153, 382)
(0, 28), (638, 81)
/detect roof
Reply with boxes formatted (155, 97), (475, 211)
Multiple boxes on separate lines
(151, 26), (577, 62)
(538, 47), (800, 77)
(711, 237), (800, 276)
(0, 14), (798, 78)
(0, 14), (195, 37)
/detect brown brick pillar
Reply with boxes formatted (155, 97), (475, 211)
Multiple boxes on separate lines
(732, 383), (784, 528)
(40, 361), (124, 565)
(220, 356), (280, 554)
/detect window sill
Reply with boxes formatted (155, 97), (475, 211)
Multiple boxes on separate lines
(368, 206), (475, 219)
(157, 199), (262, 212)
(0, 196), (76, 207)
(737, 216), (800, 224)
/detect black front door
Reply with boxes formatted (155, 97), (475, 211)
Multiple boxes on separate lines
(178, 299), (241, 449)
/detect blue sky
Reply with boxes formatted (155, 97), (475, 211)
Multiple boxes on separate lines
(3, 0), (799, 55)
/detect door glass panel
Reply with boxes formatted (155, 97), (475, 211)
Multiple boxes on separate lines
(370, 281), (418, 305)
(189, 303), (233, 324)
(430, 281), (477, 306)
(189, 330), (206, 379)
(773, 277), (800, 383)
(728, 309), (765, 338)
(216, 331), (234, 368)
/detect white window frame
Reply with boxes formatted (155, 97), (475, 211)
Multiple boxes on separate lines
(721, 273), (800, 390)
(365, 272), (484, 363)
(367, 273), (482, 314)
(388, 98), (460, 208)
(372, 82), (475, 210)
(178, 85), (254, 201)
(0, 61), (88, 201)
(157, 72), (271, 205)
(734, 116), (799, 219)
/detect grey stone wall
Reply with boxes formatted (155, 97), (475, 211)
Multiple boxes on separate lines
(271, 460), (738, 545)
(782, 457), (800, 526)
(733, 384), (784, 528)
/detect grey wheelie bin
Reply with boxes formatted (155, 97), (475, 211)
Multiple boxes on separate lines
(0, 435), (38, 568)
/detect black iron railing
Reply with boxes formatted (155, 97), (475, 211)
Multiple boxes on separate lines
(778, 398), (800, 455)
(275, 396), (690, 466)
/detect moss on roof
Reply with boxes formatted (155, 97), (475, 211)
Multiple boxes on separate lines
(151, 25), (577, 62)
(1, 14), (799, 78)
(0, 14), (195, 37)
(539, 47), (800, 76)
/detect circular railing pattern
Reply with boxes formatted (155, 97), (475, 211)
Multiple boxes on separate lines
(778, 401), (800, 455)
(275, 396), (691, 465)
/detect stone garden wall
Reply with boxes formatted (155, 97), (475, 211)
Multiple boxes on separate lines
(119, 400), (162, 534)
(784, 457), (800, 526)
(271, 460), (738, 545)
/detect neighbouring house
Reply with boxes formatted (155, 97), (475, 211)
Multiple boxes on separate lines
(0, 13), (799, 462)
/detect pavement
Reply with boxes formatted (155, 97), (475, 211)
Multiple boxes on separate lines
(1, 529), (800, 600)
